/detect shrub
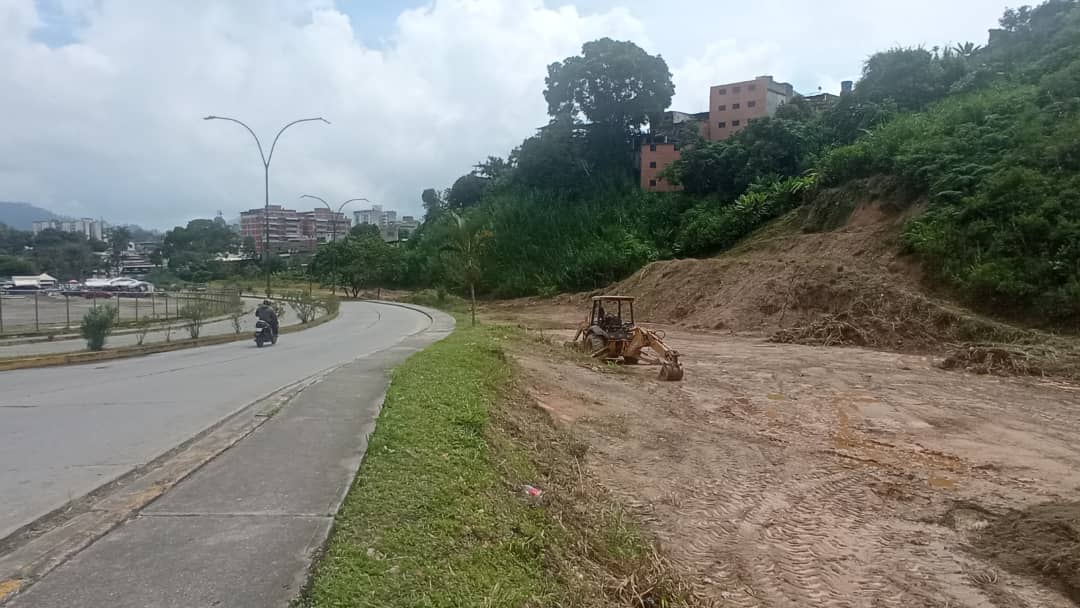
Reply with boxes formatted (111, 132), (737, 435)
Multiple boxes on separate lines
(135, 316), (154, 346)
(179, 299), (213, 339)
(81, 306), (115, 351)
(322, 294), (341, 316)
(284, 291), (321, 324)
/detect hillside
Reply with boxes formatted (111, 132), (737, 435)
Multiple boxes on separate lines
(0, 202), (61, 230)
(608, 178), (1040, 348)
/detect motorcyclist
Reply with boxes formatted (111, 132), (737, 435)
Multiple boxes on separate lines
(255, 299), (279, 339)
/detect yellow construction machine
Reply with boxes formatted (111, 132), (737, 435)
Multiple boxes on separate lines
(571, 295), (684, 381)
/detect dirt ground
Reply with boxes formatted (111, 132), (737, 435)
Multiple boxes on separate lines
(500, 313), (1080, 607)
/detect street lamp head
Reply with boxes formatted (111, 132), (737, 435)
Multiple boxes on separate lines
(203, 115), (218, 120)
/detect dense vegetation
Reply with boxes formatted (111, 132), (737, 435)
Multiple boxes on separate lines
(398, 0), (1080, 326)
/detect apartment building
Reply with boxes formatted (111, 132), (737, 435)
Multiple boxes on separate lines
(354, 205), (413, 242)
(641, 75), (795, 192)
(640, 111), (709, 191)
(299, 207), (351, 243)
(240, 205), (352, 253)
(709, 75), (794, 141)
(32, 218), (107, 241)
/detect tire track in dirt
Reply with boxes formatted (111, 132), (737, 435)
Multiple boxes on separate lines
(513, 334), (1080, 608)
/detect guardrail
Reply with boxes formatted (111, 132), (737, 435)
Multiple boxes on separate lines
(0, 290), (241, 336)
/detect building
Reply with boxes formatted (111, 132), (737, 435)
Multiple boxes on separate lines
(354, 205), (414, 242)
(639, 111), (709, 191)
(241, 205), (352, 253)
(32, 218), (107, 241)
(9, 273), (58, 289)
(709, 75), (794, 141)
(640, 75), (795, 192)
(354, 205), (397, 229)
(802, 80), (852, 111)
(299, 208), (351, 243)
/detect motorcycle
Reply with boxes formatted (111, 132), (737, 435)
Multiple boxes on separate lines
(254, 319), (277, 347)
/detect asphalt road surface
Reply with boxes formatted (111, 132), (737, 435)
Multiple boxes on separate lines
(0, 301), (433, 542)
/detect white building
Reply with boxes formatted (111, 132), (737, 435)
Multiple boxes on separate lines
(32, 218), (107, 241)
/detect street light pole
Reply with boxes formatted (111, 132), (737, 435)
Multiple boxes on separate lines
(299, 195), (369, 243)
(204, 115), (329, 296)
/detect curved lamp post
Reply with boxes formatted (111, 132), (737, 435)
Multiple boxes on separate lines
(298, 195), (370, 243)
(203, 115), (329, 295)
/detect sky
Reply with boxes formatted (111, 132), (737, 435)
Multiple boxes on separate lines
(3, 0), (1008, 229)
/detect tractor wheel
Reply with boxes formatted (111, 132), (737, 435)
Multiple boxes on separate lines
(588, 334), (606, 355)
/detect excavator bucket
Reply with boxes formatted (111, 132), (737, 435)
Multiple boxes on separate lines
(659, 361), (684, 381)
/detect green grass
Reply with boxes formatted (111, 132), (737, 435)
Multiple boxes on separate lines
(302, 323), (570, 607)
(302, 322), (701, 608)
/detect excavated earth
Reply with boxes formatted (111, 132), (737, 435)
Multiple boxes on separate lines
(485, 181), (1080, 607)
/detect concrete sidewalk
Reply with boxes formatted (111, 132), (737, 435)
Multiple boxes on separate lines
(6, 305), (454, 608)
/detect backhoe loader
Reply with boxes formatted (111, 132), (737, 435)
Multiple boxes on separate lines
(571, 295), (684, 381)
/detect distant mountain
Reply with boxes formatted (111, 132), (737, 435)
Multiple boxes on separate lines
(0, 202), (62, 231)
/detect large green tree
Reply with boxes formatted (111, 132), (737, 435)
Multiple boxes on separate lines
(311, 232), (401, 298)
(544, 38), (674, 133)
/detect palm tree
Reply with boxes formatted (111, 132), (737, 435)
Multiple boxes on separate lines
(441, 211), (490, 326)
(953, 42), (983, 58)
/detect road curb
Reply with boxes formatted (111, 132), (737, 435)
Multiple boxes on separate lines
(0, 370), (334, 605)
(0, 310), (339, 372)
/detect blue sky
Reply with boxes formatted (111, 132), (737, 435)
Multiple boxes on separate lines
(6, 0), (1007, 228)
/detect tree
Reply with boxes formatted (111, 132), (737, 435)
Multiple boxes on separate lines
(473, 156), (512, 181)
(30, 229), (99, 280)
(0, 223), (32, 255)
(953, 41), (983, 58)
(510, 116), (591, 189)
(446, 173), (489, 210)
(421, 188), (445, 222)
(350, 223), (381, 239)
(544, 38), (674, 134)
(163, 219), (239, 258)
(441, 211), (491, 326)
(311, 232), (401, 298)
(857, 47), (963, 111)
(109, 226), (131, 275)
(0, 254), (35, 275)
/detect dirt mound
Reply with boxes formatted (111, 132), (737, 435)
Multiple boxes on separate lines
(971, 501), (1080, 603)
(605, 178), (1060, 353)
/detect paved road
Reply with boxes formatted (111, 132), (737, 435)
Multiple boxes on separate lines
(0, 301), (434, 542)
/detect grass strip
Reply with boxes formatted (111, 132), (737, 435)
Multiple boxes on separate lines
(303, 322), (702, 608)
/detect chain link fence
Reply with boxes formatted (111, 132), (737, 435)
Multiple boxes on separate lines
(0, 290), (241, 336)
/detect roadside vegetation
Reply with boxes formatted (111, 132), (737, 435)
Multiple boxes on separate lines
(80, 306), (116, 351)
(303, 322), (699, 607)
(387, 0), (1080, 330)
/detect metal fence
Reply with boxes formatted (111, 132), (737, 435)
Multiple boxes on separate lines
(0, 290), (240, 336)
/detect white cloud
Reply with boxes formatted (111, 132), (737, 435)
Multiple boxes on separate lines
(0, 0), (645, 227)
(0, 0), (1012, 228)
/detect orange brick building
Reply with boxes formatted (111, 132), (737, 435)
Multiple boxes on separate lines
(709, 75), (793, 141)
(640, 75), (794, 192)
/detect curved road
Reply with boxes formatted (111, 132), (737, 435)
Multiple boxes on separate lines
(0, 301), (439, 541)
